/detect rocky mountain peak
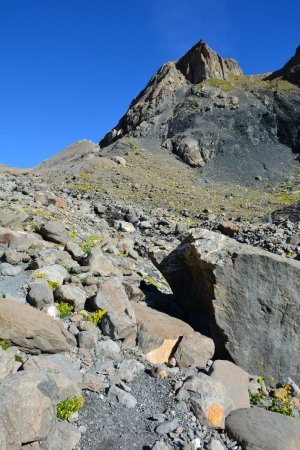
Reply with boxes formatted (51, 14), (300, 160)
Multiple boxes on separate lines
(176, 39), (243, 84)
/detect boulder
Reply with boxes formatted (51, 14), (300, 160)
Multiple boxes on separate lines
(78, 329), (99, 348)
(37, 221), (70, 244)
(65, 241), (84, 260)
(95, 278), (137, 340)
(0, 212), (23, 230)
(33, 264), (69, 285)
(133, 303), (193, 364)
(22, 353), (81, 385)
(156, 229), (300, 383)
(27, 280), (54, 309)
(174, 332), (215, 369)
(0, 298), (76, 353)
(54, 284), (87, 311)
(0, 371), (57, 446)
(86, 247), (115, 276)
(226, 407), (300, 450)
(210, 360), (250, 410)
(41, 420), (81, 450)
(114, 220), (135, 233)
(178, 373), (233, 428)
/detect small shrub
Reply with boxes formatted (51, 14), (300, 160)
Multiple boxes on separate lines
(57, 396), (85, 421)
(0, 340), (10, 351)
(268, 384), (295, 417)
(47, 280), (60, 290)
(57, 302), (74, 319)
(35, 273), (46, 279)
(249, 376), (266, 405)
(15, 354), (23, 363)
(79, 240), (97, 255)
(70, 230), (77, 240)
(86, 309), (107, 326)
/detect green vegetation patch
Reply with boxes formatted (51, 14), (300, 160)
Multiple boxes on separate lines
(57, 302), (74, 319)
(47, 280), (60, 290)
(57, 396), (85, 421)
(207, 78), (234, 92)
(0, 339), (10, 351)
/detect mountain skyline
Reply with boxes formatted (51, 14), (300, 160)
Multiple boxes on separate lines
(1, 0), (299, 167)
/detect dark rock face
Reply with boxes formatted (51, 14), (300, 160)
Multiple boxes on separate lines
(267, 45), (300, 86)
(176, 40), (242, 84)
(99, 40), (300, 187)
(154, 229), (300, 384)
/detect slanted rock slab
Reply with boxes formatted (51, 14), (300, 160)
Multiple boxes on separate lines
(157, 228), (300, 383)
(0, 298), (76, 353)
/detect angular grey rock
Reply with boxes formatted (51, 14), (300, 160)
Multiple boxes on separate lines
(54, 284), (87, 311)
(96, 339), (121, 359)
(116, 359), (145, 382)
(0, 346), (22, 381)
(210, 360), (250, 410)
(78, 329), (99, 348)
(174, 332), (215, 369)
(81, 372), (103, 392)
(86, 247), (115, 275)
(42, 421), (81, 450)
(0, 298), (76, 353)
(23, 353), (81, 385)
(4, 248), (22, 265)
(226, 407), (300, 450)
(0, 211), (23, 230)
(0, 262), (22, 276)
(155, 418), (179, 435)
(0, 371), (57, 446)
(37, 220), (70, 244)
(157, 229), (300, 383)
(27, 280), (54, 309)
(178, 373), (233, 428)
(114, 220), (135, 233)
(33, 264), (69, 285)
(101, 310), (136, 340)
(65, 241), (84, 260)
(95, 278), (137, 339)
(108, 385), (137, 408)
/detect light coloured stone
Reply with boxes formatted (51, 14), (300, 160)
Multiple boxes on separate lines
(133, 302), (193, 364)
(210, 360), (250, 409)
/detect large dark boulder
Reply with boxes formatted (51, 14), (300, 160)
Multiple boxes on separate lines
(153, 229), (300, 383)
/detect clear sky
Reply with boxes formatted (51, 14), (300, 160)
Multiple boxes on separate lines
(1, 0), (299, 168)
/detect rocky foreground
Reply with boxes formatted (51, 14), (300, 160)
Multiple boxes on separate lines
(0, 168), (300, 450)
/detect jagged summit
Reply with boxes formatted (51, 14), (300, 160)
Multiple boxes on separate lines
(98, 40), (299, 187)
(176, 39), (242, 84)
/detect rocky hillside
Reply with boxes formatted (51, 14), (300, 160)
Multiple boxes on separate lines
(1, 160), (300, 449)
(99, 40), (300, 186)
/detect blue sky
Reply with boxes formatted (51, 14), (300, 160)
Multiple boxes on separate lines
(1, 0), (299, 167)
